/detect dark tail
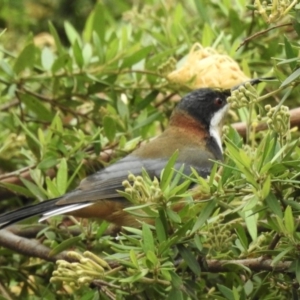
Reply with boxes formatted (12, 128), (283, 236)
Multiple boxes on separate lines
(0, 198), (60, 229)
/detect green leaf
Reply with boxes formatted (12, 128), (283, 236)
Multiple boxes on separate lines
(41, 47), (55, 70)
(194, 1), (210, 24)
(13, 43), (36, 74)
(103, 115), (116, 142)
(192, 167), (210, 193)
(117, 97), (129, 119)
(166, 208), (181, 223)
(46, 177), (60, 197)
(244, 280), (254, 296)
(96, 221), (109, 239)
(155, 217), (167, 243)
(280, 67), (300, 87)
(122, 46), (153, 68)
(202, 23), (214, 46)
(56, 158), (68, 195)
(26, 135), (41, 160)
(72, 39), (84, 68)
(129, 249), (139, 269)
(82, 43), (92, 66)
(235, 224), (248, 250)
(160, 150), (178, 191)
(261, 175), (271, 200)
(0, 182), (34, 198)
(0, 60), (14, 77)
(284, 36), (297, 69)
(242, 194), (258, 212)
(48, 21), (63, 54)
(90, 3), (106, 43)
(52, 53), (71, 73)
(244, 210), (257, 241)
(194, 234), (203, 251)
(133, 112), (162, 131)
(120, 269), (148, 283)
(192, 200), (216, 233)
(64, 21), (81, 45)
(37, 157), (58, 170)
(146, 250), (158, 266)
(135, 90), (159, 111)
(177, 245), (201, 276)
(265, 193), (283, 218)
(18, 93), (53, 122)
(170, 271), (183, 289)
(271, 246), (293, 266)
(284, 206), (294, 235)
(217, 284), (235, 300)
(167, 288), (183, 300)
(20, 177), (46, 200)
(142, 223), (155, 253)
(49, 236), (82, 256)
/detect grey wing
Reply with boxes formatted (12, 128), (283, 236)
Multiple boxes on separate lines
(56, 154), (212, 205)
(57, 155), (169, 205)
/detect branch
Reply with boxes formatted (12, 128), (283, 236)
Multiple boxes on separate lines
(0, 229), (75, 262)
(0, 227), (293, 274)
(203, 257), (292, 272)
(6, 224), (82, 238)
(0, 99), (19, 112)
(232, 106), (300, 138)
(236, 23), (292, 51)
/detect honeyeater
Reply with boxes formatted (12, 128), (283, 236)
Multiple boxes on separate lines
(0, 79), (271, 229)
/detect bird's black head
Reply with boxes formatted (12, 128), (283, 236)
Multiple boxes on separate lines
(176, 88), (230, 129)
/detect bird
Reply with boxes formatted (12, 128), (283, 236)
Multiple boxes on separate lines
(0, 79), (270, 229)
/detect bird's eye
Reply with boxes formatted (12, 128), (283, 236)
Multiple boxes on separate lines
(214, 98), (224, 107)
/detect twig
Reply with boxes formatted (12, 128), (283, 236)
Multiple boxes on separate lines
(236, 23), (292, 51)
(0, 165), (34, 180)
(0, 229), (75, 262)
(232, 106), (300, 137)
(154, 92), (177, 108)
(0, 228), (293, 274)
(265, 233), (281, 259)
(0, 99), (19, 111)
(203, 257), (292, 273)
(92, 279), (123, 299)
(6, 224), (82, 238)
(92, 279), (125, 291)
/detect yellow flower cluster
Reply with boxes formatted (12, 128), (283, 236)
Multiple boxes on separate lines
(167, 43), (250, 90)
(51, 251), (109, 288)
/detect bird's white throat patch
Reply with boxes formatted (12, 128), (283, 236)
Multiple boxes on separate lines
(209, 104), (229, 153)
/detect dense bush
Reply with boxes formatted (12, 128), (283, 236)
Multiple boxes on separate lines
(1, 0), (300, 299)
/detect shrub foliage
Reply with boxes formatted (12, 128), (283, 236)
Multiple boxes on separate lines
(1, 0), (300, 299)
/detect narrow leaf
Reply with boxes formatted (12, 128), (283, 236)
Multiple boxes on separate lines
(284, 205), (294, 235)
(244, 210), (257, 241)
(192, 200), (216, 233)
(13, 43), (36, 74)
(160, 151), (178, 190)
(49, 236), (82, 256)
(280, 68), (300, 87)
(103, 115), (116, 142)
(142, 223), (154, 253)
(177, 245), (201, 276)
(56, 158), (68, 195)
